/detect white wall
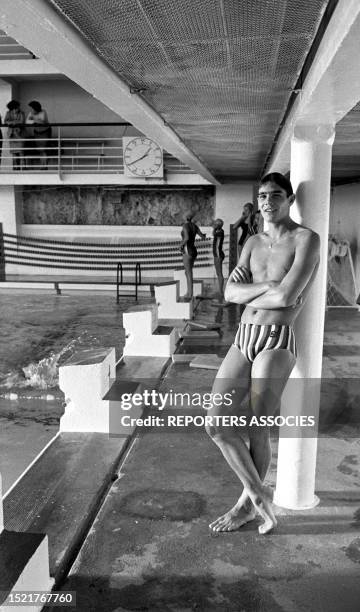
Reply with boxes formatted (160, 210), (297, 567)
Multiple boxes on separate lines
(215, 182), (254, 231)
(330, 182), (360, 290)
(15, 79), (139, 140)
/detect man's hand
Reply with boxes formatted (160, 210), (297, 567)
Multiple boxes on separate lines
(292, 294), (303, 308)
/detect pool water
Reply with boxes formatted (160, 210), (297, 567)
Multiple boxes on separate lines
(0, 291), (153, 391)
(0, 290), (153, 492)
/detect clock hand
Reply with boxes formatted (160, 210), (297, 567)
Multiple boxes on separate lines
(128, 147), (151, 165)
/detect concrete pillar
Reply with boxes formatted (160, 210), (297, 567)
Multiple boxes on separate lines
(0, 223), (5, 281)
(0, 473), (3, 532)
(274, 124), (335, 509)
(0, 186), (23, 236)
(0, 78), (16, 171)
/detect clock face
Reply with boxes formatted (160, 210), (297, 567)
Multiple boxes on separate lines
(123, 137), (163, 178)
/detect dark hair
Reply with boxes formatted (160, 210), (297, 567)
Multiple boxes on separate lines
(28, 100), (42, 113)
(244, 202), (254, 211)
(7, 100), (20, 111)
(259, 172), (293, 197)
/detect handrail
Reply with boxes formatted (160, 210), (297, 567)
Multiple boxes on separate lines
(0, 133), (194, 174)
(1, 122), (130, 127)
(0, 122), (196, 174)
(135, 262), (142, 301)
(117, 261), (141, 301)
(116, 262), (123, 303)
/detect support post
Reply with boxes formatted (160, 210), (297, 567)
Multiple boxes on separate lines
(0, 223), (5, 281)
(228, 224), (238, 275)
(0, 473), (3, 532)
(0, 186), (23, 236)
(0, 78), (15, 172)
(274, 124), (335, 509)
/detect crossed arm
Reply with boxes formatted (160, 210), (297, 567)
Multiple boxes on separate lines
(224, 231), (320, 309)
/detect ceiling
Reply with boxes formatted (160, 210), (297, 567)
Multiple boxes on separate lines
(0, 30), (34, 60)
(46, 0), (336, 182)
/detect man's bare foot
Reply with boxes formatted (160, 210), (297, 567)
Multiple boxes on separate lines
(253, 492), (277, 535)
(209, 504), (256, 532)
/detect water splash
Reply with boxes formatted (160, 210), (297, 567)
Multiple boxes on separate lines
(0, 331), (101, 390)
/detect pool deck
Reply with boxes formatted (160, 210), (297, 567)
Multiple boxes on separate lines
(53, 302), (360, 612)
(1, 297), (360, 611)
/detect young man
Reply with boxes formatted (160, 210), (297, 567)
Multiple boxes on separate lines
(206, 172), (320, 534)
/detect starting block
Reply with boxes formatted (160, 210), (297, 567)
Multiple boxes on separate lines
(123, 304), (176, 357)
(155, 281), (193, 319)
(59, 348), (144, 436)
(173, 270), (203, 297)
(0, 473), (54, 610)
(59, 347), (116, 433)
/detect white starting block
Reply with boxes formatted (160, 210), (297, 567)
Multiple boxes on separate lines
(123, 304), (176, 357)
(59, 347), (116, 433)
(155, 281), (193, 319)
(0, 473), (54, 611)
(173, 270), (203, 297)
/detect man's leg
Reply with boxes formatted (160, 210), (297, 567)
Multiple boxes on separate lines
(206, 345), (277, 534)
(214, 257), (224, 300)
(238, 348), (296, 514)
(182, 254), (194, 298)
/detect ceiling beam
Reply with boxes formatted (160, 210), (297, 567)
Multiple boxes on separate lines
(0, 58), (61, 76)
(0, 0), (219, 184)
(267, 0), (360, 173)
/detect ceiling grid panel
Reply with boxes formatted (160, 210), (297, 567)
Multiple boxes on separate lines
(49, 0), (331, 179)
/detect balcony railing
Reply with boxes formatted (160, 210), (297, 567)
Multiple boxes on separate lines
(0, 122), (194, 175)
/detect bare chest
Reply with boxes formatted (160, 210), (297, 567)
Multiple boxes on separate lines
(250, 241), (295, 281)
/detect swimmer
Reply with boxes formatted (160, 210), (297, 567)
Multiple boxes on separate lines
(212, 218), (225, 302)
(206, 172), (320, 534)
(180, 213), (206, 299)
(233, 202), (258, 258)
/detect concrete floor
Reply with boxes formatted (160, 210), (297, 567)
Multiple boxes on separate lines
(56, 300), (360, 612)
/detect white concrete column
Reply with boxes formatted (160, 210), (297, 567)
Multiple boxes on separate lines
(0, 78), (16, 171)
(274, 124), (335, 509)
(0, 185), (23, 235)
(0, 472), (3, 532)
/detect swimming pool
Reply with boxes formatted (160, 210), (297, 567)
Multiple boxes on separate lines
(0, 291), (153, 391)
(0, 290), (153, 492)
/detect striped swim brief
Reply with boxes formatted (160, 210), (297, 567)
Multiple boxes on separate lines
(234, 322), (297, 363)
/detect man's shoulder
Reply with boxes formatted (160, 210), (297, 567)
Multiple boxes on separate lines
(294, 225), (320, 245)
(246, 232), (263, 244)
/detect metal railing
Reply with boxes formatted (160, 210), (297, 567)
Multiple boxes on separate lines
(0, 122), (194, 174)
(116, 261), (142, 301)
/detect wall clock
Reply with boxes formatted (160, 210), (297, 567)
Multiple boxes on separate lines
(123, 136), (163, 178)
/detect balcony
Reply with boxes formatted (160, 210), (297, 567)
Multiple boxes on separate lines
(0, 123), (205, 186)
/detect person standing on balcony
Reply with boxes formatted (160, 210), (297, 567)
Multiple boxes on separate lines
(26, 100), (51, 169)
(4, 100), (26, 170)
(180, 212), (206, 299)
